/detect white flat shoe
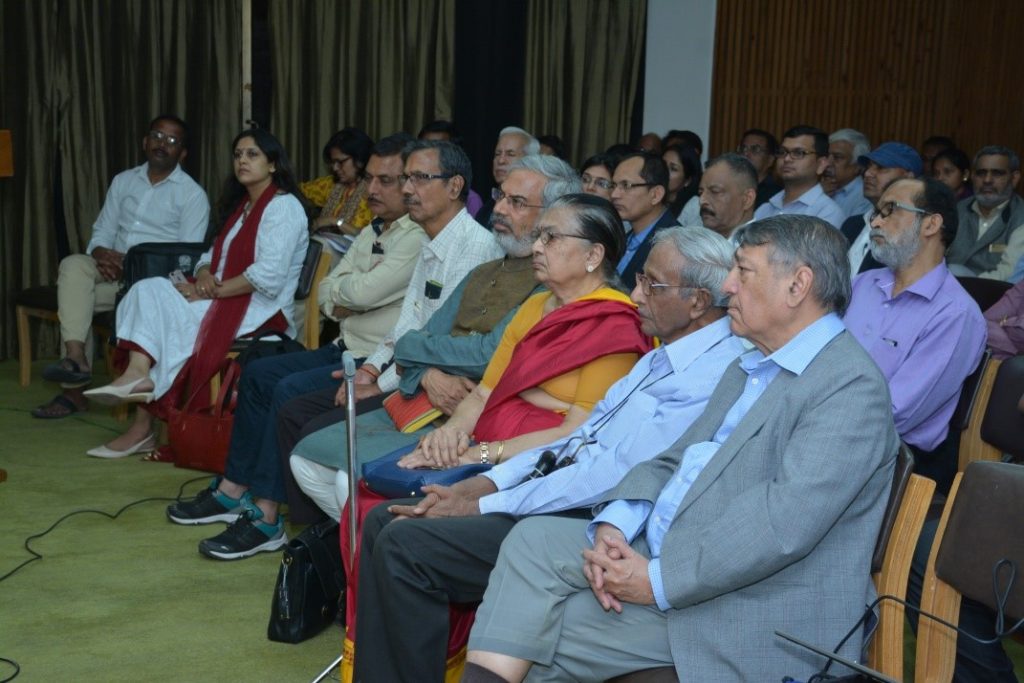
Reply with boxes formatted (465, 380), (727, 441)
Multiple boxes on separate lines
(83, 376), (155, 405)
(86, 433), (157, 459)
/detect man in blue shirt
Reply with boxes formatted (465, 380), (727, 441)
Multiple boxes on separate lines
(351, 226), (744, 683)
(610, 151), (680, 290)
(753, 125), (845, 228)
(464, 215), (899, 683)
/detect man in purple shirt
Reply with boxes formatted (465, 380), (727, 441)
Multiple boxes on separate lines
(843, 176), (986, 485)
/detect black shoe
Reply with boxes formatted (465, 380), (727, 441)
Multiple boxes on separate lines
(198, 503), (287, 561)
(166, 478), (243, 525)
(41, 358), (92, 384)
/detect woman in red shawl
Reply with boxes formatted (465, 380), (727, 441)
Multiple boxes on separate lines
(83, 129), (309, 461)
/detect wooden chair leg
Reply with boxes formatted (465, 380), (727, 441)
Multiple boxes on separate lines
(16, 305), (32, 388)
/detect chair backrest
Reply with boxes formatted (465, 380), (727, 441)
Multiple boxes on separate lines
(866, 444), (936, 679)
(979, 354), (1024, 461)
(302, 249), (333, 350)
(956, 276), (1013, 312)
(295, 239), (325, 301)
(916, 462), (1024, 681)
(950, 349), (992, 432)
(958, 356), (1004, 471)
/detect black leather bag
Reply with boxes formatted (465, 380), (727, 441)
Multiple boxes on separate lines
(234, 330), (306, 367)
(267, 519), (345, 643)
(118, 241), (207, 301)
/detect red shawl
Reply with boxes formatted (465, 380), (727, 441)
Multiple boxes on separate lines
(159, 182), (284, 412)
(472, 296), (653, 442)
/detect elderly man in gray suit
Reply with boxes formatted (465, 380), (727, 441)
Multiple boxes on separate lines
(462, 215), (900, 683)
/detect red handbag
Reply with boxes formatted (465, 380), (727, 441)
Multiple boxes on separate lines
(169, 359), (241, 474)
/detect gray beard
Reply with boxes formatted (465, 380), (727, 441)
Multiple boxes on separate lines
(495, 230), (534, 258)
(869, 222), (921, 270)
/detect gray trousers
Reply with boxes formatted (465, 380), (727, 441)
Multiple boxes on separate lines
(469, 516), (675, 682)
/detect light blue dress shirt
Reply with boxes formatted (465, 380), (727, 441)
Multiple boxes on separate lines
(830, 176), (873, 221)
(753, 183), (846, 229)
(479, 317), (745, 515)
(616, 210), (668, 275)
(589, 313), (846, 610)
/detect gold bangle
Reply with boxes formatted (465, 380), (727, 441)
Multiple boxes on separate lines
(479, 442), (490, 464)
(495, 440), (505, 464)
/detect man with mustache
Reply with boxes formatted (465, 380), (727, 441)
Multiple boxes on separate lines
(844, 176), (985, 489)
(822, 128), (872, 220)
(698, 153), (757, 240)
(33, 114), (209, 419)
(946, 145), (1024, 281)
(841, 142), (921, 275)
(753, 125), (845, 228)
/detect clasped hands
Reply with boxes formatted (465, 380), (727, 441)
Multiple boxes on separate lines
(582, 523), (655, 612)
(175, 269), (222, 301)
(397, 425), (480, 470)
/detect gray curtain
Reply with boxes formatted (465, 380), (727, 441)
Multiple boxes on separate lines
(269, 0), (455, 181)
(523, 0), (647, 167)
(0, 0), (243, 358)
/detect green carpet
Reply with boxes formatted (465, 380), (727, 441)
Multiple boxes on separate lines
(0, 360), (340, 682)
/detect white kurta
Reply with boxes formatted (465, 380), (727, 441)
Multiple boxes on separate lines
(116, 193), (309, 398)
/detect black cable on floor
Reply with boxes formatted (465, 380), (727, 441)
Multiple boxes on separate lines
(0, 656), (19, 683)
(0, 475), (208, 584)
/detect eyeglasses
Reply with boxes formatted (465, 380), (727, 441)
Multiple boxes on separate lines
(737, 144), (768, 156)
(774, 148), (816, 160)
(492, 188), (544, 211)
(148, 130), (182, 147)
(635, 272), (693, 297)
(611, 180), (653, 192)
(581, 173), (614, 191)
(328, 156), (352, 168)
(870, 201), (929, 221)
(399, 172), (454, 186)
(530, 227), (592, 246)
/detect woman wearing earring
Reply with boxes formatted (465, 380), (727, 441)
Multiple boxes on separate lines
(931, 147), (973, 202)
(83, 128), (309, 458)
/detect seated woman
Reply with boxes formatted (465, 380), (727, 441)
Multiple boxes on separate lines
(663, 142), (702, 225)
(931, 147), (973, 202)
(301, 127), (373, 234)
(288, 193), (652, 517)
(579, 153), (619, 200)
(82, 129), (309, 460)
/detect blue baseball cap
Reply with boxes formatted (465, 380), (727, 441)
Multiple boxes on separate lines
(858, 142), (923, 176)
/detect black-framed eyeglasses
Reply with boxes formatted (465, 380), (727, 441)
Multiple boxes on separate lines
(399, 172), (454, 186)
(148, 130), (182, 147)
(870, 201), (928, 222)
(328, 156), (352, 168)
(774, 148), (816, 160)
(530, 227), (592, 246)
(635, 272), (693, 297)
(492, 188), (544, 211)
(581, 173), (614, 190)
(611, 180), (653, 192)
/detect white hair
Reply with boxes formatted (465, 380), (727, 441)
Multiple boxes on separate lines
(499, 126), (540, 156)
(829, 128), (871, 160)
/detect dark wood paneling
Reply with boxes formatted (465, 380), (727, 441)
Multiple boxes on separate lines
(710, 0), (1024, 160)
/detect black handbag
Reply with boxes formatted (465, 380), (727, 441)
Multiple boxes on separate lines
(267, 519), (346, 643)
(234, 330), (306, 367)
(118, 241), (208, 302)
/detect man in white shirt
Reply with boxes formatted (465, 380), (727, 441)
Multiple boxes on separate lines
(33, 114), (209, 419)
(823, 128), (873, 220)
(753, 125), (845, 228)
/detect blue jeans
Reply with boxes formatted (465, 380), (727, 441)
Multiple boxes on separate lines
(223, 343), (345, 503)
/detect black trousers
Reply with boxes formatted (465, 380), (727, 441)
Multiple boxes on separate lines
(352, 500), (518, 683)
(275, 387), (387, 524)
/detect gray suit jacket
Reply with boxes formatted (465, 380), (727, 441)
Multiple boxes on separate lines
(600, 330), (899, 681)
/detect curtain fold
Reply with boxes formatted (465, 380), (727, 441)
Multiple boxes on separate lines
(522, 0), (647, 167)
(0, 0), (242, 358)
(269, 0), (455, 181)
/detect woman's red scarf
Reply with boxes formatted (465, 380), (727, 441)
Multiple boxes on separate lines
(158, 182), (284, 412)
(473, 296), (653, 441)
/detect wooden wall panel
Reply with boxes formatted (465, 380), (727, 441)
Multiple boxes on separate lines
(709, 0), (1024, 161)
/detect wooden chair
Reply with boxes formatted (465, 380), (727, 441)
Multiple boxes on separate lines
(866, 445), (936, 678)
(915, 462), (1024, 681)
(956, 355), (1003, 470)
(15, 285), (114, 388)
(301, 245), (333, 350)
(955, 276), (1012, 312)
(959, 354), (1024, 471)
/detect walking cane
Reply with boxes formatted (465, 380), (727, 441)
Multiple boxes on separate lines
(310, 351), (359, 683)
